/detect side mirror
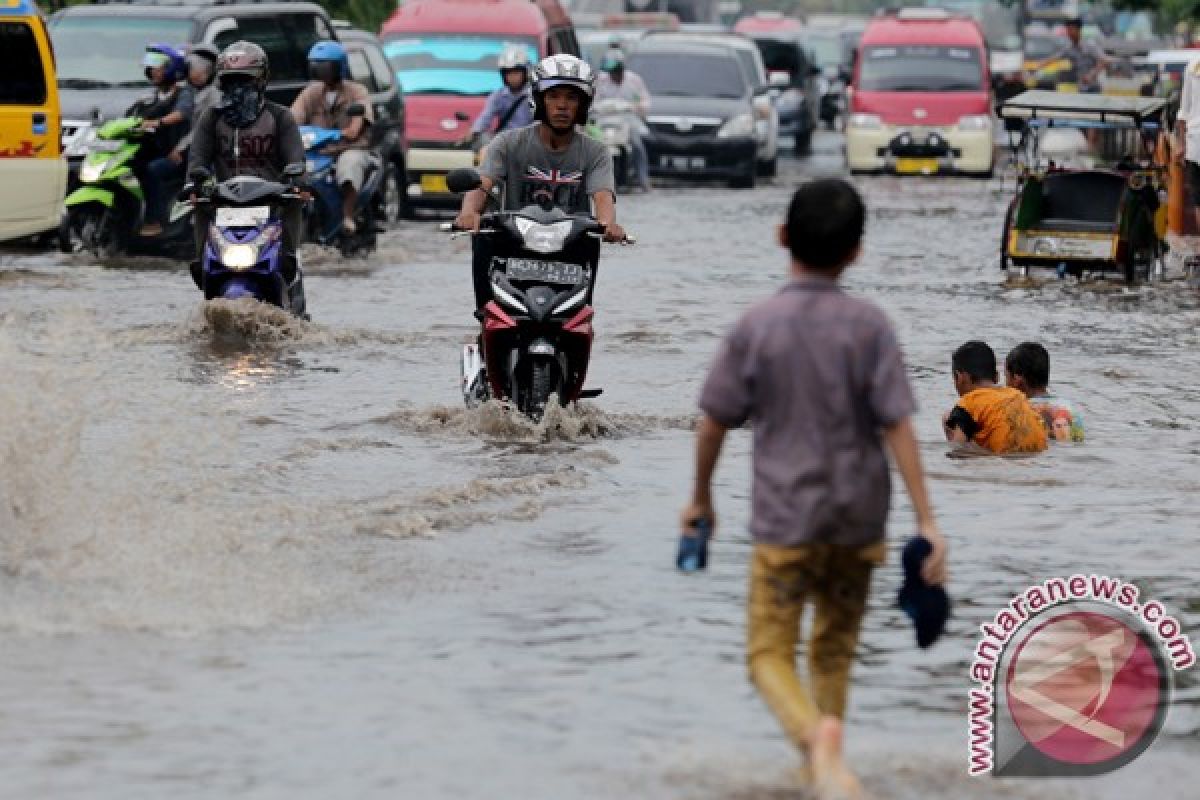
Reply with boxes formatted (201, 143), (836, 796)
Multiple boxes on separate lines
(283, 163), (305, 178)
(768, 70), (790, 89)
(346, 103), (366, 117)
(446, 167), (483, 194)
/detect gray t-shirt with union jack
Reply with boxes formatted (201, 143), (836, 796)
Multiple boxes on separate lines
(480, 123), (614, 214)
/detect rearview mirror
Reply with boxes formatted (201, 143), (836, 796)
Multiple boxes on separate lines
(346, 103), (366, 117)
(446, 168), (483, 194)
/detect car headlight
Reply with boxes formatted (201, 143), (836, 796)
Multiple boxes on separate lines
(958, 114), (993, 131)
(515, 218), (572, 255)
(848, 113), (882, 130)
(718, 113), (755, 139)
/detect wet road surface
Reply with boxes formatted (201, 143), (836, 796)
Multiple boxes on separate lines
(1, 131), (1198, 798)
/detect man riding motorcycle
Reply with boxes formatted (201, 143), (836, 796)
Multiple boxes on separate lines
(186, 41), (308, 314)
(454, 54), (626, 312)
(137, 43), (193, 238)
(168, 45), (220, 167)
(595, 47), (652, 192)
(466, 44), (535, 145)
(291, 40), (374, 236)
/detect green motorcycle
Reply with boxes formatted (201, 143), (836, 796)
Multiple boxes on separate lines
(60, 113), (193, 259)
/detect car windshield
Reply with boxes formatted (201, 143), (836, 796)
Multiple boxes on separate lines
(1025, 34), (1067, 60)
(382, 35), (538, 95)
(804, 32), (844, 67)
(48, 15), (192, 87)
(859, 45), (985, 92)
(628, 51), (746, 98)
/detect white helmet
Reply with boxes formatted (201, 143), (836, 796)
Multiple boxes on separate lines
(497, 44), (531, 73)
(532, 54), (595, 126)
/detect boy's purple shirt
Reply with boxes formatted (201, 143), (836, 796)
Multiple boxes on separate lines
(699, 274), (916, 548)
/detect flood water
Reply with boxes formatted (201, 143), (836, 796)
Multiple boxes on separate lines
(2, 132), (1197, 799)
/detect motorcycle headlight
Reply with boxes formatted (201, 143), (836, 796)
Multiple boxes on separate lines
(848, 113), (882, 130)
(221, 243), (259, 270)
(514, 218), (572, 255)
(957, 114), (993, 132)
(717, 113), (755, 139)
(79, 159), (107, 184)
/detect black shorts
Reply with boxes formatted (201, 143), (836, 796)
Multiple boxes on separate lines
(1188, 161), (1200, 207)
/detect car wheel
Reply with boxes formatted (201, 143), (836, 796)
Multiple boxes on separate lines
(730, 166), (756, 190)
(795, 128), (813, 155)
(377, 161), (402, 226)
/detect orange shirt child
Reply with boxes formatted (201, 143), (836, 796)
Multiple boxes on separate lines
(944, 341), (1048, 454)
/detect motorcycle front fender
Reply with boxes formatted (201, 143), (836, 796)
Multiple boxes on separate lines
(213, 272), (287, 308)
(65, 186), (115, 208)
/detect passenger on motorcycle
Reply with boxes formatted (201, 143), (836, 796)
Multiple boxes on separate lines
(467, 44), (535, 144)
(455, 54), (626, 311)
(595, 48), (652, 192)
(168, 45), (220, 168)
(137, 43), (193, 238)
(187, 41), (308, 313)
(291, 40), (375, 236)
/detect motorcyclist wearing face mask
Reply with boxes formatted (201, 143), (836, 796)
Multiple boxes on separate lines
(169, 44), (220, 165)
(455, 54), (625, 311)
(595, 47), (652, 192)
(137, 43), (193, 237)
(187, 41), (308, 314)
(291, 40), (374, 236)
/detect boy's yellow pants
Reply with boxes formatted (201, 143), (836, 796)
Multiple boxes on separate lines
(746, 541), (885, 751)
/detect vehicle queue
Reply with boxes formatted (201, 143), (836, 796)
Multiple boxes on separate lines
(3, 0), (1196, 283)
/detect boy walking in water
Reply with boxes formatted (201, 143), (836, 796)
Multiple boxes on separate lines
(681, 180), (947, 799)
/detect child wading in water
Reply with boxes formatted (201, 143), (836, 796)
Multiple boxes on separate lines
(1005, 342), (1085, 443)
(681, 179), (948, 799)
(943, 341), (1047, 454)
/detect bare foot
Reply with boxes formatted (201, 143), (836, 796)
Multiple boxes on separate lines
(810, 717), (865, 800)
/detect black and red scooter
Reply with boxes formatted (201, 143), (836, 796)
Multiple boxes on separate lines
(442, 168), (633, 419)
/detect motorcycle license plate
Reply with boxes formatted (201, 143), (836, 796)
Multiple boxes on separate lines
(420, 173), (449, 194)
(895, 158), (940, 175)
(507, 258), (583, 285)
(215, 205), (270, 227)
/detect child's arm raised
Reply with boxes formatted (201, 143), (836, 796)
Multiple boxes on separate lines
(884, 417), (948, 586)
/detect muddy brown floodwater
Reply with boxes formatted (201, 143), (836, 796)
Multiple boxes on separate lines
(1, 132), (1197, 799)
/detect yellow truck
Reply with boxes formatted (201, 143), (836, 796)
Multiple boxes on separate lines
(0, 0), (65, 242)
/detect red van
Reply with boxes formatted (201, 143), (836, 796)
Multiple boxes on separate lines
(845, 8), (994, 176)
(380, 0), (579, 211)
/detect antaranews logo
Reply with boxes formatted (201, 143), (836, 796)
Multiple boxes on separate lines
(967, 575), (1195, 777)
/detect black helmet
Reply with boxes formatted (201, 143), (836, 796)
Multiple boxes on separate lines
(531, 54), (595, 127)
(216, 40), (269, 91)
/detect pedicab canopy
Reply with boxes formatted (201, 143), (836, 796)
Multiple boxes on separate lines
(1001, 90), (1167, 129)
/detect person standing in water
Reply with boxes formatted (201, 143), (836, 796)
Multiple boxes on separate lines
(681, 179), (948, 799)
